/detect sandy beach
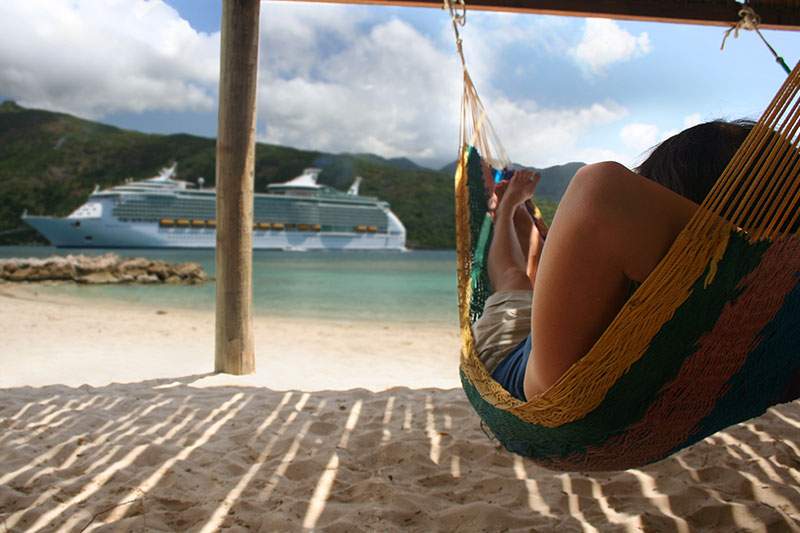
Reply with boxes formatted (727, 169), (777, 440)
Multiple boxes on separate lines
(1, 283), (799, 532)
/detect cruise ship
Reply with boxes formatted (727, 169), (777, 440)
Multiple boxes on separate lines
(22, 165), (406, 250)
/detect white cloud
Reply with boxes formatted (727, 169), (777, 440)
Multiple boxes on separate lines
(258, 13), (464, 166)
(0, 2), (639, 168)
(0, 0), (219, 117)
(621, 113), (706, 155)
(620, 122), (660, 153)
(571, 19), (651, 75)
(617, 113), (710, 167)
(256, 7), (631, 168)
(490, 98), (628, 168)
(259, 3), (368, 80)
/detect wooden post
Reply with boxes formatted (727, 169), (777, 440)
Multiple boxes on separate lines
(215, 0), (259, 374)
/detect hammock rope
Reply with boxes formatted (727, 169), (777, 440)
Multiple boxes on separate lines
(450, 1), (800, 471)
(721, 4), (792, 75)
(444, 0), (467, 70)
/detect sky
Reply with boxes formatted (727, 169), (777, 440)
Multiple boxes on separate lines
(1, 0), (798, 170)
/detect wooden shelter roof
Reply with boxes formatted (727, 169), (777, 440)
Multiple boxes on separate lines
(311, 0), (800, 30)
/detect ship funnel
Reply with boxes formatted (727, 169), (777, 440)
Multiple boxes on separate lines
(157, 162), (178, 180)
(348, 176), (363, 196)
(302, 168), (321, 184)
(278, 168), (323, 189)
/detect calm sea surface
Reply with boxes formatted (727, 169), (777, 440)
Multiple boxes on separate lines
(0, 247), (459, 326)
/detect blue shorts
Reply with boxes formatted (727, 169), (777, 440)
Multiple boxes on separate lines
(490, 334), (531, 402)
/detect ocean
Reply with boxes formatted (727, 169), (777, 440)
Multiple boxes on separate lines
(0, 247), (459, 326)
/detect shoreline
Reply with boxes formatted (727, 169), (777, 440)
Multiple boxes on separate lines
(0, 283), (461, 391)
(0, 281), (458, 328)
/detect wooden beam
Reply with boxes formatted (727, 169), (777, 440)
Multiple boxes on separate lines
(287, 0), (800, 31)
(215, 0), (259, 375)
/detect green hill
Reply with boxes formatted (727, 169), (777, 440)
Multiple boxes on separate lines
(0, 101), (560, 248)
(438, 160), (584, 202)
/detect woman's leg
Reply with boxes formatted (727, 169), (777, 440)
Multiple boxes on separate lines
(487, 173), (542, 292)
(524, 162), (700, 398)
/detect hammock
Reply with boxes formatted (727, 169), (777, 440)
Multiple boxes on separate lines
(455, 60), (800, 471)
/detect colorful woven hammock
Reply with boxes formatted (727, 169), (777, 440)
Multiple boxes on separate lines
(456, 64), (800, 472)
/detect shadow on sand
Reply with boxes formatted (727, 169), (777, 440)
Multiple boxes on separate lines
(1, 376), (798, 532)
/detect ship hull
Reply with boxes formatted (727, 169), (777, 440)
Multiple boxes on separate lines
(22, 167), (407, 251)
(23, 216), (405, 251)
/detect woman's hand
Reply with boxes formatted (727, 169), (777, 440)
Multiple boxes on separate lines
(489, 169), (546, 239)
(503, 169), (540, 209)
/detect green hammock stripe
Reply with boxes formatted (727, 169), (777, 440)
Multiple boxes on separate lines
(464, 147), (493, 321)
(471, 215), (493, 284)
(470, 215), (494, 319)
(466, 146), (488, 246)
(683, 240), (800, 450)
(461, 230), (772, 470)
(570, 234), (799, 470)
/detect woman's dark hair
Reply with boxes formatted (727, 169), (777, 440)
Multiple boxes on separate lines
(636, 119), (755, 204)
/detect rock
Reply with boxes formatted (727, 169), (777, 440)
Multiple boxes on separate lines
(118, 258), (150, 270)
(147, 263), (170, 280)
(25, 267), (51, 282)
(118, 258), (151, 279)
(0, 255), (207, 285)
(42, 261), (75, 280)
(174, 262), (207, 283)
(121, 267), (149, 278)
(135, 274), (160, 284)
(77, 271), (120, 284)
(75, 253), (119, 275)
(174, 262), (201, 277)
(8, 267), (33, 282)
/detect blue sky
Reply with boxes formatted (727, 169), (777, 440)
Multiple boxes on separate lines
(1, 1), (798, 169)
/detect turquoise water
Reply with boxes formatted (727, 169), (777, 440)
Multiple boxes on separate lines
(0, 247), (459, 325)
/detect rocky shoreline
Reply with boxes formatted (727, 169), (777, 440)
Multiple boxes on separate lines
(0, 254), (207, 284)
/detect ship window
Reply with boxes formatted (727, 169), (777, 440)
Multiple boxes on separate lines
(72, 221), (81, 228)
(85, 236), (93, 241)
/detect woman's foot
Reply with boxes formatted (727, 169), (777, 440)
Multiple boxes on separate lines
(492, 171), (547, 238)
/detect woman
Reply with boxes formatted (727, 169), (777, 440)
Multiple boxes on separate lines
(473, 120), (755, 401)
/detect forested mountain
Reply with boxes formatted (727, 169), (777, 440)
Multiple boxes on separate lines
(438, 160), (584, 202)
(0, 101), (573, 248)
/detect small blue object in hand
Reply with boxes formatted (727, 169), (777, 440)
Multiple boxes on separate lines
(494, 164), (526, 184)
